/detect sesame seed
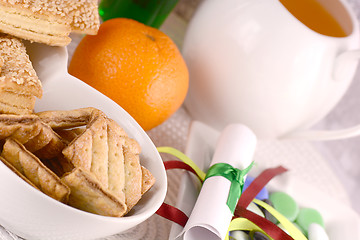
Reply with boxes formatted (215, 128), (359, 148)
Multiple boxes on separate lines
(1, 0), (100, 34)
(0, 34), (42, 97)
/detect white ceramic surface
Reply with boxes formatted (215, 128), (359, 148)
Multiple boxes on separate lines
(169, 121), (360, 239)
(183, 0), (360, 140)
(0, 42), (167, 240)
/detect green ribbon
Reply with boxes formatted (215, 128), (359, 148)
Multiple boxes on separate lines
(204, 162), (254, 214)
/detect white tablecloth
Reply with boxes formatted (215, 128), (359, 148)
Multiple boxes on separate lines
(311, 0), (360, 215)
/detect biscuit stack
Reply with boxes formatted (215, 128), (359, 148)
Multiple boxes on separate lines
(0, 0), (100, 46)
(0, 0), (100, 115)
(0, 108), (155, 217)
(0, 34), (42, 115)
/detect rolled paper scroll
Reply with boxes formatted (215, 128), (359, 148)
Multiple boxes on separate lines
(177, 124), (257, 240)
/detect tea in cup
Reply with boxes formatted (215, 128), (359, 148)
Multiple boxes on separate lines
(183, 0), (360, 140)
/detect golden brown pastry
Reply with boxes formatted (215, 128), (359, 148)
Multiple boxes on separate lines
(107, 120), (126, 205)
(107, 118), (141, 155)
(0, 106), (155, 217)
(1, 138), (70, 202)
(62, 115), (109, 188)
(62, 110), (149, 214)
(37, 108), (141, 155)
(36, 107), (103, 129)
(0, 34), (42, 114)
(0, 0), (100, 46)
(0, 114), (65, 159)
(141, 166), (155, 195)
(55, 127), (85, 145)
(123, 148), (142, 214)
(0, 155), (37, 188)
(61, 168), (127, 217)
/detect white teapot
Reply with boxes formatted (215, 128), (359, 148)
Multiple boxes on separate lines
(183, 0), (360, 140)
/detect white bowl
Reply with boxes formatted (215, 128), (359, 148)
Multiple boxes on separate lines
(0, 42), (167, 240)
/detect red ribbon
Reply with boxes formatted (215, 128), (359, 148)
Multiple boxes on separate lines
(234, 166), (293, 240)
(163, 160), (202, 182)
(156, 202), (189, 228)
(155, 160), (194, 227)
(235, 206), (293, 240)
(156, 160), (293, 240)
(236, 166), (288, 210)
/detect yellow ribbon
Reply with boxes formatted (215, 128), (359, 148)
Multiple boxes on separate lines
(253, 199), (307, 240)
(226, 199), (308, 240)
(157, 146), (206, 181)
(226, 218), (272, 240)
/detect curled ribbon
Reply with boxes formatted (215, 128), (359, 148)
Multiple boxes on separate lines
(204, 162), (254, 214)
(157, 147), (308, 240)
(157, 146), (206, 181)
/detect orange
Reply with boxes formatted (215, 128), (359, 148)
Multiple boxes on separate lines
(69, 18), (189, 130)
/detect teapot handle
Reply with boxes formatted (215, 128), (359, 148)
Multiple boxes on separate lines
(280, 125), (360, 141)
(280, 49), (360, 141)
(333, 49), (360, 82)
